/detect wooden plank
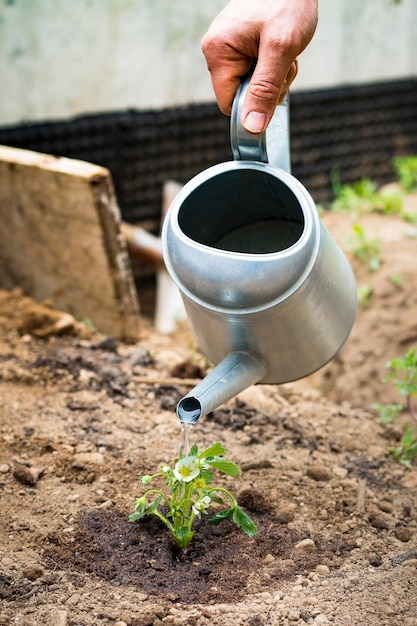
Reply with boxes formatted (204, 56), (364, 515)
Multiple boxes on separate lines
(0, 145), (140, 341)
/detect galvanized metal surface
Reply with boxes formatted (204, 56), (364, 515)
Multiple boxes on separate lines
(163, 80), (357, 421)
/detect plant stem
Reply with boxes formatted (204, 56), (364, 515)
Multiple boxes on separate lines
(210, 486), (237, 508)
(406, 394), (417, 422)
(153, 510), (176, 535)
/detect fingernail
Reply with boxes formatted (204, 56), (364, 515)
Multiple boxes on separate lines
(243, 111), (267, 133)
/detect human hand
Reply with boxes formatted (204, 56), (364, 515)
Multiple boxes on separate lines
(201, 0), (318, 133)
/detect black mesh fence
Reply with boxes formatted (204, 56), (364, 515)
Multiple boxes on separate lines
(0, 78), (416, 224)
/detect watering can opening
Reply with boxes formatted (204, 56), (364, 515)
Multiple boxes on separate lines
(176, 351), (267, 424)
(177, 167), (305, 255)
(177, 396), (202, 424)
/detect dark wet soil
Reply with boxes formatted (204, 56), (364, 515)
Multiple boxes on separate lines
(43, 507), (352, 605)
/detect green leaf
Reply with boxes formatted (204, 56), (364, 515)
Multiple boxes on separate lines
(128, 512), (143, 522)
(372, 403), (402, 423)
(132, 496), (147, 516)
(209, 507), (234, 525)
(209, 493), (226, 505)
(145, 495), (162, 515)
(400, 458), (413, 469)
(174, 527), (194, 549)
(200, 468), (213, 484)
(189, 444), (199, 457)
(368, 257), (380, 272)
(232, 506), (258, 538)
(206, 459), (240, 478)
(199, 442), (226, 459)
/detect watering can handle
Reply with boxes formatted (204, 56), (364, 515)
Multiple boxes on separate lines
(230, 68), (291, 172)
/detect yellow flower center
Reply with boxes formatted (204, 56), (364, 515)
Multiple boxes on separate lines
(179, 466), (193, 478)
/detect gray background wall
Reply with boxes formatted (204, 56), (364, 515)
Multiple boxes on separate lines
(0, 0), (416, 126)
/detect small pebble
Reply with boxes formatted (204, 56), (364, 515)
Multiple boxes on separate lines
(378, 500), (395, 513)
(136, 593), (148, 602)
(295, 538), (316, 553)
(65, 593), (81, 606)
(315, 565), (330, 576)
(393, 526), (413, 542)
(288, 609), (300, 621)
(263, 554), (275, 564)
(248, 614), (264, 626)
(97, 500), (114, 510)
(277, 504), (296, 524)
(369, 553), (382, 567)
(51, 609), (68, 626)
(22, 565), (44, 580)
(72, 452), (104, 468)
(369, 513), (391, 530)
(339, 522), (351, 534)
(13, 464), (43, 486)
(332, 466), (348, 479)
(306, 465), (330, 482)
(0, 464), (10, 474)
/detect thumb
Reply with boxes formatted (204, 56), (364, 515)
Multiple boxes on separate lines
(241, 59), (293, 134)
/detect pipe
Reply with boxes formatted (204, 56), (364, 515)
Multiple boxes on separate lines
(120, 222), (164, 268)
(176, 351), (267, 424)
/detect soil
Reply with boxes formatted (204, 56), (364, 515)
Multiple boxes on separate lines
(1, 190), (417, 626)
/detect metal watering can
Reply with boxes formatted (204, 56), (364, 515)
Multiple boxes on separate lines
(162, 73), (357, 424)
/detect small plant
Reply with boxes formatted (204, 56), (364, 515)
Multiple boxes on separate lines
(129, 442), (257, 550)
(388, 273), (403, 289)
(389, 427), (417, 468)
(392, 155), (417, 193)
(357, 284), (374, 308)
(347, 224), (382, 272)
(374, 347), (417, 467)
(373, 402), (403, 424)
(383, 348), (417, 421)
(330, 173), (403, 216)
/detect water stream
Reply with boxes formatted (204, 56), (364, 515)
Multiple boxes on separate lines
(180, 422), (193, 458)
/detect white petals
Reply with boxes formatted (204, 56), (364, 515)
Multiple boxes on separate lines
(173, 456), (200, 482)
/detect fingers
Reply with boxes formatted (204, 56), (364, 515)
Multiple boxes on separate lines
(281, 59), (298, 99)
(201, 0), (318, 133)
(201, 24), (255, 116)
(242, 59), (298, 134)
(202, 56), (253, 117)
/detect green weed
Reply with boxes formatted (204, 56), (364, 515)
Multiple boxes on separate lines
(357, 284), (374, 308)
(374, 347), (417, 467)
(392, 155), (417, 193)
(388, 274), (403, 289)
(330, 172), (403, 216)
(347, 224), (382, 272)
(389, 427), (417, 468)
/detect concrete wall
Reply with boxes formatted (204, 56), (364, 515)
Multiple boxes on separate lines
(0, 0), (416, 126)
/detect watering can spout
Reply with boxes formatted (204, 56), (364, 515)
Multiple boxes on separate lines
(176, 352), (267, 424)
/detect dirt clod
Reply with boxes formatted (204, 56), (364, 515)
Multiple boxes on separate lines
(12, 464), (44, 486)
